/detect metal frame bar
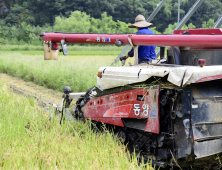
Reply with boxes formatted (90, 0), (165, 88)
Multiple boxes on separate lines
(178, 0), (180, 23)
(174, 0), (204, 31)
(156, 0), (204, 57)
(146, 0), (167, 22)
(68, 92), (86, 99)
(134, 46), (139, 65)
(213, 14), (222, 28)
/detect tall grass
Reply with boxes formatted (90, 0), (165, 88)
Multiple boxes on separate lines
(0, 44), (125, 52)
(0, 52), (126, 92)
(0, 50), (121, 56)
(0, 81), (153, 169)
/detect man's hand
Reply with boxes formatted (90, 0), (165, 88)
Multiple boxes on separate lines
(120, 55), (127, 61)
(120, 55), (127, 66)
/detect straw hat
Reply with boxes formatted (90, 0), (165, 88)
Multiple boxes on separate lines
(128, 14), (153, 28)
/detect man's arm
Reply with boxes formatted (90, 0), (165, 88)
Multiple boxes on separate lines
(126, 47), (134, 58)
(126, 46), (140, 58)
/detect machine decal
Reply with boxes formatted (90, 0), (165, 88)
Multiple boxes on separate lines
(92, 37), (111, 43)
(215, 117), (222, 121)
(86, 38), (96, 42)
(142, 104), (149, 117)
(103, 104), (132, 117)
(196, 74), (222, 83)
(149, 109), (158, 118)
(43, 41), (51, 44)
(96, 37), (100, 42)
(192, 104), (198, 108)
(134, 104), (150, 117)
(134, 104), (141, 116)
(106, 37), (111, 42)
(102, 37), (106, 42)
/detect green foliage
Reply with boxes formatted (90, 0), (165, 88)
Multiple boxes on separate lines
(144, 0), (222, 32)
(202, 19), (215, 28)
(54, 11), (91, 33)
(163, 22), (196, 34)
(150, 27), (161, 35)
(0, 6), (220, 46)
(163, 23), (177, 34)
(116, 20), (133, 34)
(1, 10), (161, 45)
(4, 3), (35, 25)
(0, 22), (52, 45)
(99, 12), (117, 33)
(182, 23), (196, 29)
(54, 11), (137, 34)
(2, 0), (222, 33)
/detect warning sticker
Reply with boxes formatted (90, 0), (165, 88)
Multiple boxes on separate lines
(192, 104), (198, 108)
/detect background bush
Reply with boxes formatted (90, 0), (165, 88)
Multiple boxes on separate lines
(2, 0), (222, 32)
(0, 10), (215, 46)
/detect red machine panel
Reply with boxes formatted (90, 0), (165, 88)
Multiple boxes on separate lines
(41, 29), (222, 48)
(83, 87), (160, 134)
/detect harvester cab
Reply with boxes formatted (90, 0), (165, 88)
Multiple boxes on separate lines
(40, 29), (222, 169)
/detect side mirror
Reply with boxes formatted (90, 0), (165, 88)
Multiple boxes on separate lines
(61, 39), (68, 55)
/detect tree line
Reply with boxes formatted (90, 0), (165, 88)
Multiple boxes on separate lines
(0, 10), (216, 45)
(1, 0), (222, 33)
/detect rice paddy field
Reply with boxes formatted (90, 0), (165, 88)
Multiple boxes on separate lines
(0, 45), (153, 169)
(0, 81), (154, 169)
(0, 45), (135, 93)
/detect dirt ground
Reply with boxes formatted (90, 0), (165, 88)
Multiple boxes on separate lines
(0, 73), (63, 105)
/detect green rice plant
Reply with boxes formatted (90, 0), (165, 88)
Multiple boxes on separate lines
(0, 44), (125, 52)
(0, 50), (121, 56)
(0, 52), (124, 92)
(0, 81), (153, 169)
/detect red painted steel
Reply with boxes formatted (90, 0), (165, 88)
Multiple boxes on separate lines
(83, 88), (160, 134)
(196, 74), (222, 83)
(52, 43), (59, 50)
(198, 59), (206, 67)
(103, 104), (133, 117)
(41, 29), (222, 48)
(173, 28), (222, 35)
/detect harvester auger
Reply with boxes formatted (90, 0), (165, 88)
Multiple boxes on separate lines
(40, 28), (222, 169)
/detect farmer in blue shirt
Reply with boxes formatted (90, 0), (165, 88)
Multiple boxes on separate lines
(120, 14), (156, 64)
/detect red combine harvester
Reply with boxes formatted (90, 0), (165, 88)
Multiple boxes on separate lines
(40, 29), (222, 169)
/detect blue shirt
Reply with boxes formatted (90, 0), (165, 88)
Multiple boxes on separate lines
(128, 27), (156, 60)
